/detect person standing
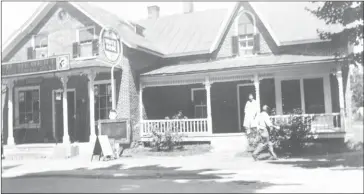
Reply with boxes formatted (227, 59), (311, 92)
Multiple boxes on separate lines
(243, 94), (259, 133)
(252, 105), (279, 161)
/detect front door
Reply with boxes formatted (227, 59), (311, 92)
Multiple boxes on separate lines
(238, 85), (255, 132)
(53, 90), (76, 143)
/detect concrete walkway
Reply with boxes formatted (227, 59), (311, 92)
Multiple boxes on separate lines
(2, 151), (363, 193)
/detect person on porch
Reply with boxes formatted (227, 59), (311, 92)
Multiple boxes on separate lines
(243, 93), (259, 133)
(252, 105), (279, 161)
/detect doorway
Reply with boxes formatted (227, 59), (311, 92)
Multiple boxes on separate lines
(237, 84), (256, 132)
(52, 89), (76, 143)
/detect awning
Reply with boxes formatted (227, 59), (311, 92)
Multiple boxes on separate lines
(142, 54), (342, 76)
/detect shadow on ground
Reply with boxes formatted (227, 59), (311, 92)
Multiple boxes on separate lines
(2, 164), (300, 193)
(268, 151), (363, 170)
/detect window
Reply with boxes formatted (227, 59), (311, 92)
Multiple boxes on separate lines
(33, 34), (48, 58)
(94, 82), (112, 121)
(78, 26), (96, 58)
(238, 13), (254, 55)
(191, 88), (207, 118)
(15, 86), (40, 127)
(304, 78), (325, 114)
(281, 80), (302, 114)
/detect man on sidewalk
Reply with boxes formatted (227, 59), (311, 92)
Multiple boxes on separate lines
(252, 105), (279, 161)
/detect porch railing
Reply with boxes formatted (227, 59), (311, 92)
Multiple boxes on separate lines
(270, 113), (342, 133)
(141, 118), (209, 137)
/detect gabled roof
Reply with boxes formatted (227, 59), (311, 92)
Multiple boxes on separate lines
(137, 9), (230, 57)
(250, 2), (343, 46)
(2, 2), (164, 61)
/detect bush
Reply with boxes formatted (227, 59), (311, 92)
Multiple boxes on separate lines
(149, 111), (187, 152)
(150, 128), (184, 152)
(270, 110), (314, 155)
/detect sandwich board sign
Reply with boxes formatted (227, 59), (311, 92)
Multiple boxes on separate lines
(91, 135), (115, 161)
(98, 119), (131, 145)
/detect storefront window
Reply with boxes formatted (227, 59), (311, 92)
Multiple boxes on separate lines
(94, 83), (112, 121)
(17, 89), (40, 125)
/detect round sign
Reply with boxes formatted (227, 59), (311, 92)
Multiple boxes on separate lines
(99, 27), (122, 63)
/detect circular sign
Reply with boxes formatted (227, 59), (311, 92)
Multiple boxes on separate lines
(56, 55), (70, 70)
(99, 27), (122, 63)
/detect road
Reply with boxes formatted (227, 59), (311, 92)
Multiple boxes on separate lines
(1, 151), (363, 193)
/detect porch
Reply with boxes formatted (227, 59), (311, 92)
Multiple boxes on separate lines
(139, 55), (348, 141)
(1, 55), (122, 146)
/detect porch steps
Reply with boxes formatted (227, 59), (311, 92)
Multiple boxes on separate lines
(4, 144), (56, 160)
(210, 133), (249, 157)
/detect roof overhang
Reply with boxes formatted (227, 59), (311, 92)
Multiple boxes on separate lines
(142, 54), (345, 77)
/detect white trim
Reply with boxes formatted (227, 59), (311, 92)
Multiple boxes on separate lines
(93, 79), (116, 122)
(300, 79), (306, 114)
(279, 76), (329, 115)
(14, 85), (41, 129)
(77, 26), (96, 44)
(209, 2), (240, 53)
(191, 88), (205, 102)
(249, 3), (281, 46)
(324, 73), (333, 113)
(52, 88), (76, 142)
(237, 83), (254, 132)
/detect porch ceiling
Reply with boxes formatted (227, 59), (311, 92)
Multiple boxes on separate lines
(142, 54), (342, 77)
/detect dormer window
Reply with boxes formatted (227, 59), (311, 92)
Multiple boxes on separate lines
(73, 26), (99, 58)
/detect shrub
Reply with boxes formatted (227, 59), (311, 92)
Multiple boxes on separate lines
(270, 110), (314, 155)
(150, 127), (184, 151)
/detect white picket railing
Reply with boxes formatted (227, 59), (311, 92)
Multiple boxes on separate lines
(141, 118), (209, 137)
(270, 113), (342, 133)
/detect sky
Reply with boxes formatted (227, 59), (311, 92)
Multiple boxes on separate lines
(1, 2), (236, 45)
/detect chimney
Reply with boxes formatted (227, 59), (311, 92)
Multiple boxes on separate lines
(147, 5), (160, 19)
(183, 2), (194, 14)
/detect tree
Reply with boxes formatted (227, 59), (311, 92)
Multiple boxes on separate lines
(306, 2), (363, 67)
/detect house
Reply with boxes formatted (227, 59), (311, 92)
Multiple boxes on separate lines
(1, 1), (352, 149)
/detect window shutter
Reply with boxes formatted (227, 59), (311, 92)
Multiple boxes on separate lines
(72, 42), (79, 58)
(92, 39), (99, 56)
(231, 35), (239, 56)
(27, 47), (34, 60)
(253, 34), (260, 54)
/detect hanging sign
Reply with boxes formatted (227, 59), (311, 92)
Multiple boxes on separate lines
(99, 27), (122, 64)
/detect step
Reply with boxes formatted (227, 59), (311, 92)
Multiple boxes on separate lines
(211, 135), (249, 153)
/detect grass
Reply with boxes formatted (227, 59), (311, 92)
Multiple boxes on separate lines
(123, 144), (212, 157)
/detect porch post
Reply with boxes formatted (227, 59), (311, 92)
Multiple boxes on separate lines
(139, 82), (144, 137)
(345, 65), (354, 130)
(274, 77), (283, 115)
(253, 74), (261, 112)
(335, 69), (346, 131)
(6, 80), (15, 146)
(60, 75), (70, 144)
(87, 71), (97, 142)
(204, 77), (213, 134)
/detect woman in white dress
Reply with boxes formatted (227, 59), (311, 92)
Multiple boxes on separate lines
(243, 94), (259, 133)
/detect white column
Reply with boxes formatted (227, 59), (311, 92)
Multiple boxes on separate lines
(60, 75), (70, 144)
(300, 79), (306, 114)
(204, 78), (213, 134)
(323, 74), (333, 113)
(274, 77), (283, 115)
(6, 80), (15, 146)
(253, 74), (261, 112)
(345, 65), (354, 130)
(87, 71), (97, 142)
(336, 69), (346, 131)
(139, 82), (144, 137)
